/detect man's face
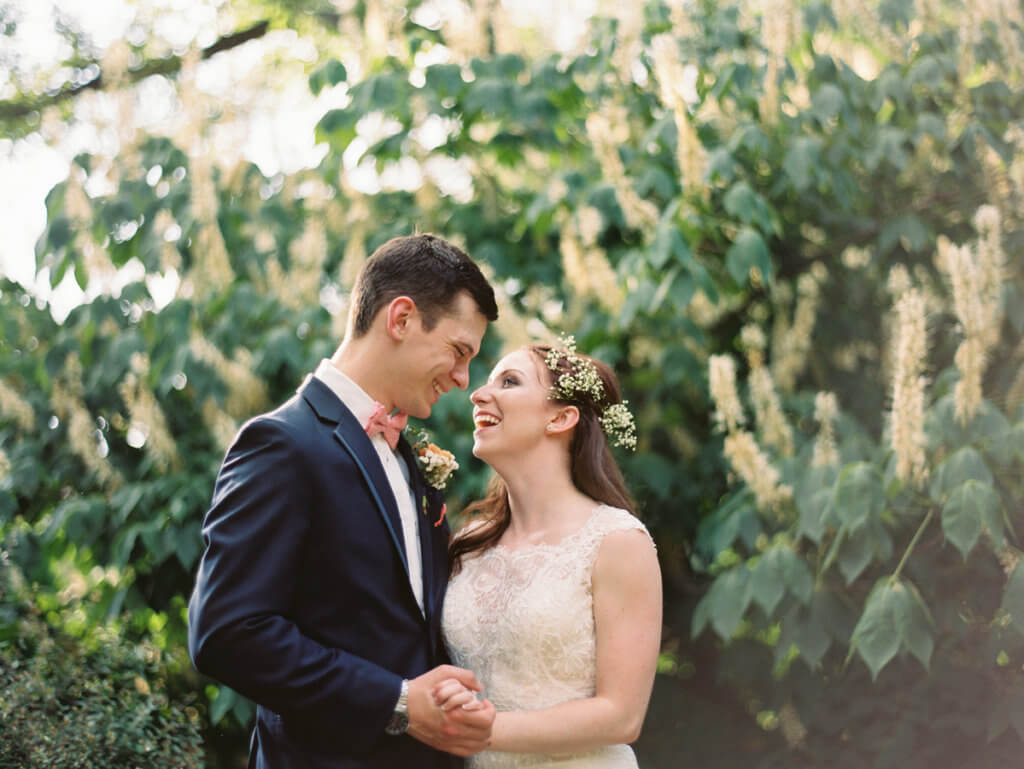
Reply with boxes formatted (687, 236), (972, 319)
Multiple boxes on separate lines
(393, 291), (488, 419)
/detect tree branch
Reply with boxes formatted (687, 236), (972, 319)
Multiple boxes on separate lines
(0, 20), (270, 122)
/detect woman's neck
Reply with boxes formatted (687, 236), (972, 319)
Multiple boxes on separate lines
(496, 450), (594, 545)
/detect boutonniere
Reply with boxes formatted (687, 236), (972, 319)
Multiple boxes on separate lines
(409, 428), (459, 492)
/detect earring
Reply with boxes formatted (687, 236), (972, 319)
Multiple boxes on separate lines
(546, 424), (555, 432)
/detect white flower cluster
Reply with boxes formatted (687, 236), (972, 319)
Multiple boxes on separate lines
(936, 207), (1006, 424)
(410, 428), (459, 491)
(546, 336), (637, 450)
(708, 352), (793, 512)
(599, 403), (638, 450)
(812, 391), (840, 468)
(889, 287), (929, 487)
(0, 378), (35, 432)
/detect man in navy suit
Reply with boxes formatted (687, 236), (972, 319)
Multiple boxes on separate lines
(188, 234), (499, 768)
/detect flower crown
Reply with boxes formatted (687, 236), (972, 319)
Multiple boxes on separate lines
(544, 336), (637, 451)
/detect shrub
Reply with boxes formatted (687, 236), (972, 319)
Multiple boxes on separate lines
(0, 557), (204, 769)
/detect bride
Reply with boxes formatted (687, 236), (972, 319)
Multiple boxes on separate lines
(437, 340), (662, 768)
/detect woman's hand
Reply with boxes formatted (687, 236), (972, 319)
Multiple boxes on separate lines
(432, 677), (487, 712)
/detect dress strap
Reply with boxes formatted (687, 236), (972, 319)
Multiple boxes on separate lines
(577, 506), (655, 568)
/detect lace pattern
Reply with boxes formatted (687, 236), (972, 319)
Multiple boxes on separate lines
(442, 505), (653, 769)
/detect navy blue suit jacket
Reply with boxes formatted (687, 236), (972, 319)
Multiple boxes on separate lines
(188, 376), (459, 768)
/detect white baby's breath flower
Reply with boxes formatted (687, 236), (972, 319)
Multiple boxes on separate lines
(600, 402), (637, 450)
(546, 336), (636, 450)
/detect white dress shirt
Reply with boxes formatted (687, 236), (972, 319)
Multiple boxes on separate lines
(313, 359), (424, 614)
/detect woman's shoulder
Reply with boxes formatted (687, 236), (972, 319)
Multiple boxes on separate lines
(575, 505), (655, 567)
(589, 505), (652, 541)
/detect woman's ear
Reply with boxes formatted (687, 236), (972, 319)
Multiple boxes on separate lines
(545, 405), (580, 436)
(385, 296), (417, 340)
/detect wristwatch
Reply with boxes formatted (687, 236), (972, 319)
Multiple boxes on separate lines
(385, 679), (410, 736)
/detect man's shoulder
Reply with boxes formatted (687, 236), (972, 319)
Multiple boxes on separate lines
(235, 390), (319, 445)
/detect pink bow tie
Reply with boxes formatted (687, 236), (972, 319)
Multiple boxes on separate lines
(364, 403), (408, 450)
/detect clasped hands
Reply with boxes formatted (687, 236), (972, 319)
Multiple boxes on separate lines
(407, 665), (495, 757)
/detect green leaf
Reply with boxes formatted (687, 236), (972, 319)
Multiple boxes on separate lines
(651, 268), (696, 314)
(629, 453), (677, 499)
(796, 464), (838, 544)
(1001, 562), (1024, 636)
(941, 480), (1002, 560)
(707, 566), (752, 640)
(850, 578), (932, 679)
(783, 137), (822, 191)
(865, 127), (910, 172)
(694, 492), (761, 565)
(833, 462), (885, 532)
(175, 521), (201, 570)
(811, 83), (844, 122)
(929, 447), (994, 503)
(751, 545), (814, 617)
(879, 0), (914, 30)
(209, 685), (236, 725)
(778, 606), (831, 669)
(851, 583), (902, 679)
(722, 180), (777, 235)
(750, 560), (786, 616)
(725, 227), (772, 286)
(878, 213), (929, 254)
(649, 202), (684, 270)
(308, 58), (347, 94)
(424, 63), (465, 99)
(900, 579), (934, 669)
(778, 588), (846, 669)
(464, 78), (515, 115)
(838, 525), (874, 584)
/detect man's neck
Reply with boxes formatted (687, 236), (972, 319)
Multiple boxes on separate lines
(329, 340), (393, 411)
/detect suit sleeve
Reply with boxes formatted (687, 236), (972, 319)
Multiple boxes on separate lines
(187, 416), (401, 747)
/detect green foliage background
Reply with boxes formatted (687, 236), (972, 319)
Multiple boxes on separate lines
(1, 0), (1023, 766)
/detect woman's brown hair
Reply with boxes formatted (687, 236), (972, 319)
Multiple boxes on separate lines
(449, 345), (635, 576)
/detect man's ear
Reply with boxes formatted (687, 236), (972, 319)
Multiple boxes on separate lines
(384, 296), (417, 340)
(546, 405), (580, 436)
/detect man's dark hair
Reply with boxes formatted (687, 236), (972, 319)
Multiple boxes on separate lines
(349, 233), (498, 337)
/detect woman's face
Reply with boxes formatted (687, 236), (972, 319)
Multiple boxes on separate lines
(470, 349), (560, 463)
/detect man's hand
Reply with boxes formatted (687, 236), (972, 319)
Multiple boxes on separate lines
(406, 665), (496, 757)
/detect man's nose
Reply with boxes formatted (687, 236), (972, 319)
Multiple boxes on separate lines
(452, 361), (470, 390)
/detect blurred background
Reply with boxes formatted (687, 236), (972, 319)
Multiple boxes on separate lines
(0, 0), (1022, 766)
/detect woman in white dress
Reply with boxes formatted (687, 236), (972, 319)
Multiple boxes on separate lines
(437, 340), (662, 768)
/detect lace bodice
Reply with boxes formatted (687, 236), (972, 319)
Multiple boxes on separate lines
(442, 505), (652, 769)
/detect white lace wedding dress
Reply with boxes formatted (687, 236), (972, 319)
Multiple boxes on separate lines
(442, 505), (653, 768)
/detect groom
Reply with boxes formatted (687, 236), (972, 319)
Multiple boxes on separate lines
(188, 234), (499, 768)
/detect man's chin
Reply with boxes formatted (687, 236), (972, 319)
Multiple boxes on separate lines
(405, 403), (432, 420)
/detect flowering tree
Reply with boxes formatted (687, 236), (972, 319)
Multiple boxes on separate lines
(1, 0), (1023, 766)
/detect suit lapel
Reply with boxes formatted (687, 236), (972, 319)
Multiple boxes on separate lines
(300, 378), (409, 579)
